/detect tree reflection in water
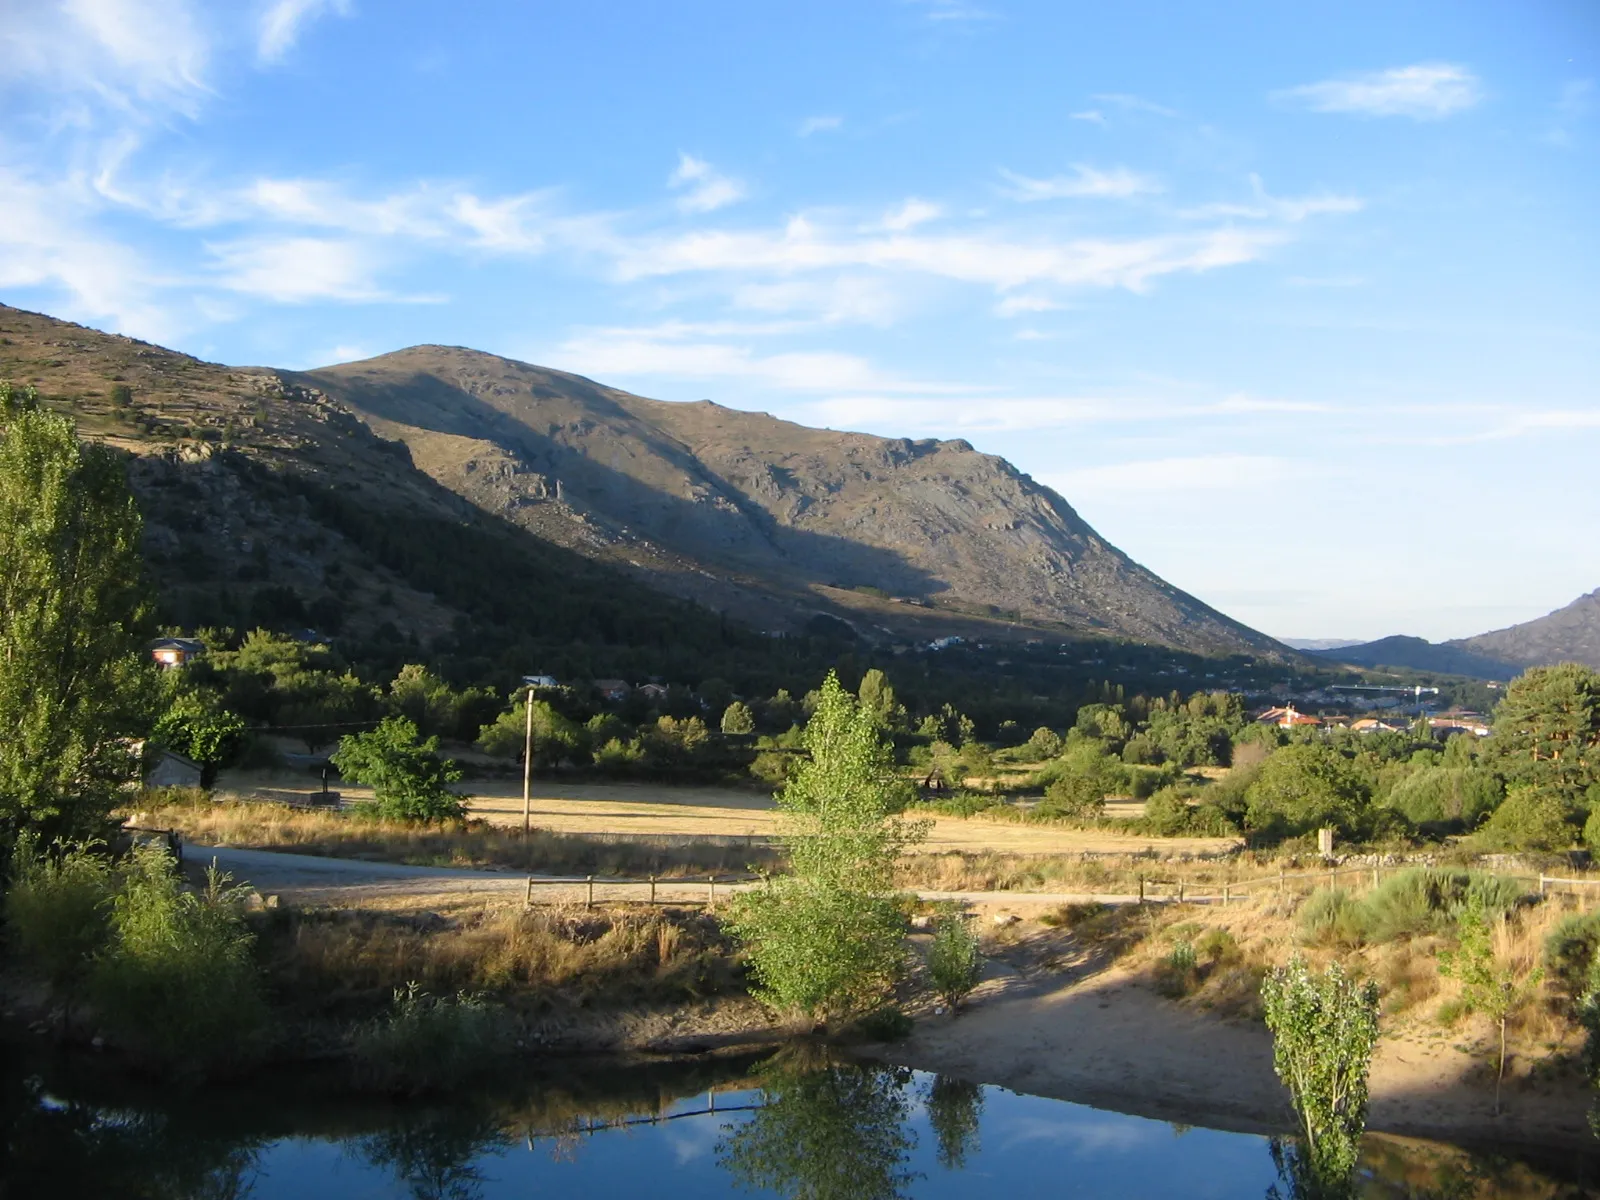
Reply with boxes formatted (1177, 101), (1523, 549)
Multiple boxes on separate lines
(1268, 1137), (1358, 1200)
(717, 1059), (918, 1200)
(356, 1109), (512, 1200)
(922, 1075), (983, 1171)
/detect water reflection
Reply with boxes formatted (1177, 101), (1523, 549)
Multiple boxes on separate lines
(1, 1037), (1593, 1200)
(717, 1053), (918, 1200)
(357, 1111), (510, 1200)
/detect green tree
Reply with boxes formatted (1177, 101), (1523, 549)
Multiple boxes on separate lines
(1439, 895), (1544, 1114)
(1026, 726), (1062, 760)
(332, 716), (466, 822)
(857, 669), (903, 730)
(1246, 745), (1371, 839)
(1485, 664), (1600, 798)
(475, 698), (585, 767)
(151, 688), (247, 788)
(1471, 784), (1575, 852)
(1261, 956), (1380, 1192)
(721, 699), (756, 735)
(728, 672), (926, 1020)
(0, 389), (148, 847)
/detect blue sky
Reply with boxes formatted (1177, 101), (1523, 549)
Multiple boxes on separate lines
(3, 1), (1596, 643)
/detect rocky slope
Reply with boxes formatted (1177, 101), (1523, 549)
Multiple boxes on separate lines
(1451, 588), (1600, 672)
(299, 345), (1278, 655)
(0, 303), (1283, 660)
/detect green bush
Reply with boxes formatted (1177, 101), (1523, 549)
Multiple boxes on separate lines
(90, 845), (266, 1072)
(353, 982), (505, 1095)
(914, 791), (998, 818)
(1359, 868), (1524, 943)
(332, 716), (466, 823)
(1471, 785), (1576, 852)
(1141, 787), (1239, 837)
(1298, 887), (1366, 948)
(3, 833), (113, 997)
(1038, 776), (1106, 820)
(1545, 909), (1600, 1003)
(926, 912), (982, 1011)
(1385, 767), (1503, 829)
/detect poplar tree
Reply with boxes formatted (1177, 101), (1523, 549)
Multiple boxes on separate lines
(0, 385), (148, 847)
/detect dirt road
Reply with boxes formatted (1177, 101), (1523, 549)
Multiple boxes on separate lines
(190, 844), (1153, 912)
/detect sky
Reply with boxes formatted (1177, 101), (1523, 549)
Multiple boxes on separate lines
(2, 1), (1596, 643)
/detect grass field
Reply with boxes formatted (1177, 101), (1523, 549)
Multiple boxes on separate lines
(211, 769), (1241, 858)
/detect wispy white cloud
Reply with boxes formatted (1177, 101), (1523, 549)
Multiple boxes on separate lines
(257, 0), (351, 64)
(1212, 393), (1332, 414)
(999, 164), (1161, 201)
(1091, 92), (1178, 118)
(1181, 174), (1362, 222)
(995, 293), (1061, 317)
(879, 198), (943, 231)
(610, 217), (1281, 296)
(731, 276), (906, 325)
(1276, 63), (1482, 120)
(1069, 109), (1106, 124)
(669, 154), (747, 214)
(905, 0), (996, 23)
(0, 0), (211, 117)
(797, 114), (843, 137)
(207, 235), (437, 303)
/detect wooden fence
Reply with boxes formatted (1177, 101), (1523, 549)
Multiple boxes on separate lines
(522, 872), (763, 911)
(1132, 863), (1600, 906)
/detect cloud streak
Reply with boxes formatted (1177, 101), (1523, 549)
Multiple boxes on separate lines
(999, 165), (1160, 201)
(258, 0), (352, 64)
(1276, 63), (1482, 120)
(669, 154), (747, 214)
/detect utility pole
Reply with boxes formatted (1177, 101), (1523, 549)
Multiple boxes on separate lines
(522, 685), (535, 837)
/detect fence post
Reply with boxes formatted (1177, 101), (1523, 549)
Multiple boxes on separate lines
(1138, 875), (1145, 905)
(586, 875), (594, 909)
(650, 875), (657, 906)
(1539, 874), (1547, 897)
(1372, 867), (1379, 890)
(525, 876), (534, 907)
(1178, 881), (1185, 904)
(1278, 868), (1285, 896)
(1223, 883), (1231, 905)
(709, 875), (717, 911)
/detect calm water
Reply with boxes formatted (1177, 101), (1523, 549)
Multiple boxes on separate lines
(2, 1044), (1595, 1199)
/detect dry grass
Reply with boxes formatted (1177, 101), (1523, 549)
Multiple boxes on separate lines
(131, 795), (783, 879)
(258, 901), (743, 1016)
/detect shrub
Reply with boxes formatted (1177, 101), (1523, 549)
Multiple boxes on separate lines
(926, 911), (982, 1011)
(1545, 909), (1600, 1002)
(1157, 938), (1200, 997)
(1038, 776), (1105, 820)
(3, 833), (113, 998)
(91, 845), (266, 1072)
(353, 982), (504, 1095)
(1359, 868), (1524, 943)
(850, 1004), (914, 1042)
(1385, 767), (1502, 829)
(1579, 957), (1600, 1090)
(1141, 788), (1238, 837)
(1298, 887), (1365, 948)
(914, 791), (997, 818)
(1471, 785), (1576, 852)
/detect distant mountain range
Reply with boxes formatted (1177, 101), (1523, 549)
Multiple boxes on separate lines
(1278, 637), (1364, 651)
(1306, 589), (1600, 679)
(0, 303), (1285, 664)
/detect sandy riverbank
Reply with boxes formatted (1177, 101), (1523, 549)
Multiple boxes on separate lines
(871, 958), (1594, 1155)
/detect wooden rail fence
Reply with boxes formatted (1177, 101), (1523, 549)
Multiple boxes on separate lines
(522, 873), (762, 911)
(1133, 864), (1600, 906)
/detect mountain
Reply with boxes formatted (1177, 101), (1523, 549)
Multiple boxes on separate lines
(1305, 591), (1600, 680)
(295, 344), (1279, 657)
(1451, 589), (1600, 672)
(1279, 638), (1364, 651)
(0, 303), (1284, 674)
(1307, 636), (1521, 680)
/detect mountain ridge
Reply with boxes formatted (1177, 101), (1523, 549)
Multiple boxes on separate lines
(0, 302), (1286, 663)
(298, 343), (1281, 655)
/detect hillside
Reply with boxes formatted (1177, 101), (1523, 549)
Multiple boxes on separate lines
(1451, 588), (1600, 672)
(0, 303), (1286, 686)
(1307, 635), (1521, 680)
(298, 344), (1278, 656)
